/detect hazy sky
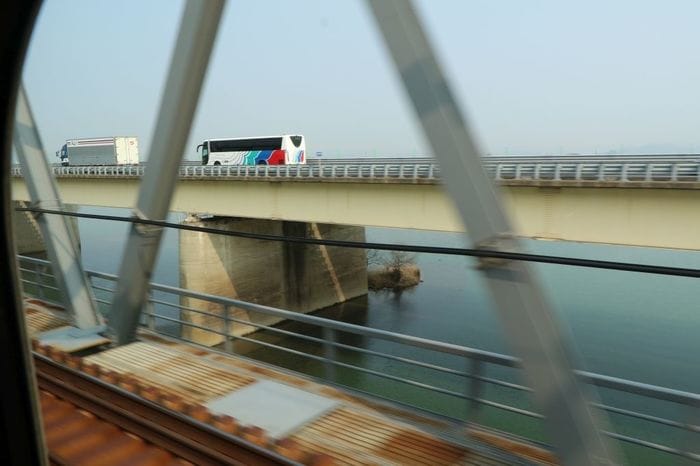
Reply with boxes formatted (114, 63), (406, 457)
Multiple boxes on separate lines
(22, 0), (700, 160)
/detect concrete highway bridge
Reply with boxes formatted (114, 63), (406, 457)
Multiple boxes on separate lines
(12, 154), (700, 249)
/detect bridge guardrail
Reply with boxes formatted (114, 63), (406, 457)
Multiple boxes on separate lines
(17, 254), (700, 462)
(10, 160), (700, 184)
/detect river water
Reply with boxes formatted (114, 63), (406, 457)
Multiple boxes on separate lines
(75, 206), (698, 465)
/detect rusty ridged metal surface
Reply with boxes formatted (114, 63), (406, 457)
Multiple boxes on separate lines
(35, 354), (315, 465)
(77, 342), (511, 465)
(84, 342), (255, 404)
(26, 302), (549, 465)
(41, 390), (192, 466)
(289, 408), (505, 466)
(24, 302), (70, 337)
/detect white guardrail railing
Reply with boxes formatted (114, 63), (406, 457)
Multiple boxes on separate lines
(11, 156), (700, 183)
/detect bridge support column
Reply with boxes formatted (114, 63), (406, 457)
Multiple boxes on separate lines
(12, 201), (46, 255)
(179, 216), (368, 346)
(11, 201), (80, 257)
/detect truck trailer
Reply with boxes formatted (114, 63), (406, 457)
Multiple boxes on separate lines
(56, 137), (139, 166)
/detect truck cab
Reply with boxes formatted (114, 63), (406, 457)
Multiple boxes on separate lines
(56, 144), (69, 166)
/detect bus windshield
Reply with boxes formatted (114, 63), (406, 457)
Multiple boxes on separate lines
(198, 142), (209, 165)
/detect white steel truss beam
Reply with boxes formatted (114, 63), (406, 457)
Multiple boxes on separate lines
(365, 1), (620, 464)
(14, 84), (102, 331)
(109, 0), (225, 344)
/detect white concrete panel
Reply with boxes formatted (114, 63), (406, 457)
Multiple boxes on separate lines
(206, 380), (339, 439)
(36, 326), (110, 353)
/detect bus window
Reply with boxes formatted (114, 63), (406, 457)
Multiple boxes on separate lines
(290, 135), (303, 147)
(210, 138), (282, 152)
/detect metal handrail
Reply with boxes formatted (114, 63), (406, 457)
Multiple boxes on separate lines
(17, 254), (699, 461)
(10, 158), (700, 184)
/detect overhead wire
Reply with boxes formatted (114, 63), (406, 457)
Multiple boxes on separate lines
(15, 206), (700, 279)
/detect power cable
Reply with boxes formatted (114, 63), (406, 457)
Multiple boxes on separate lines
(16, 206), (700, 278)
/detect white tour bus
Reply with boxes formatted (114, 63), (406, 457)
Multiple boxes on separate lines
(197, 134), (306, 166)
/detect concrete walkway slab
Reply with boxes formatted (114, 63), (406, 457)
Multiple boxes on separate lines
(206, 379), (340, 439)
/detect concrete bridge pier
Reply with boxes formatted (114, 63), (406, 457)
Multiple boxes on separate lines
(12, 200), (47, 255)
(11, 200), (80, 256)
(179, 216), (368, 346)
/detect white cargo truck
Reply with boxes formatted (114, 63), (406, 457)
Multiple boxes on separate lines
(56, 137), (139, 166)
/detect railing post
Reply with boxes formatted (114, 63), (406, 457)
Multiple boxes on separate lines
(554, 163), (561, 181)
(621, 163), (628, 182)
(322, 326), (337, 382)
(223, 305), (233, 354)
(35, 263), (45, 301)
(671, 163), (679, 182)
(467, 359), (484, 421)
(645, 163), (653, 181)
(145, 290), (156, 331)
(683, 404), (700, 460)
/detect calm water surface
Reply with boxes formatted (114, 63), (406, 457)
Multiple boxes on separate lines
(75, 207), (699, 464)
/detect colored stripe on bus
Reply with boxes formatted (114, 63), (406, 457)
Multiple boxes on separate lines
(244, 151), (259, 165)
(269, 150), (285, 165)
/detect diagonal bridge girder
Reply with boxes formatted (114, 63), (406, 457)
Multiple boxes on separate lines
(365, 1), (620, 464)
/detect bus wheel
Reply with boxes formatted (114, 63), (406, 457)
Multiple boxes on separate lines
(256, 160), (267, 166)
(213, 161), (221, 166)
